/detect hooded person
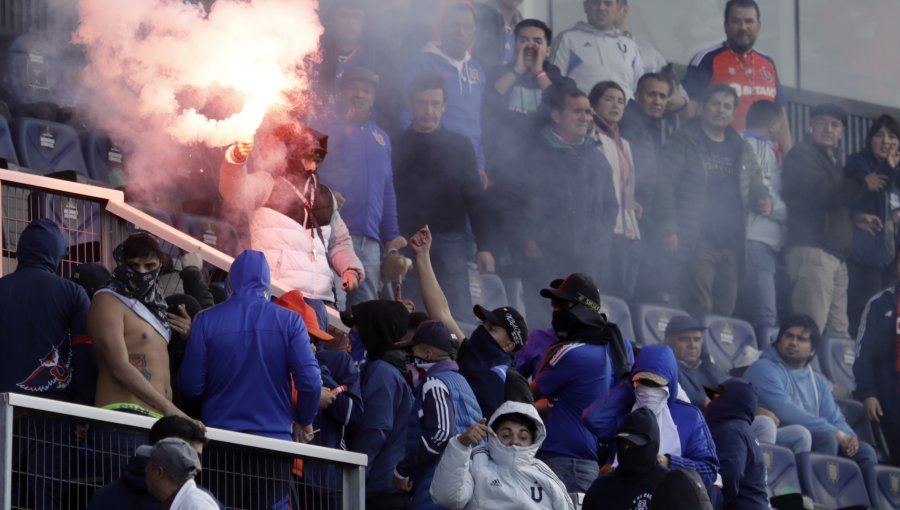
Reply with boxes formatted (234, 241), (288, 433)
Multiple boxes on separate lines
(348, 300), (415, 510)
(178, 250), (322, 510)
(583, 344), (720, 488)
(583, 407), (668, 510)
(530, 273), (635, 492)
(1, 219), (91, 509)
(430, 400), (574, 510)
(706, 378), (769, 510)
(219, 121), (364, 304)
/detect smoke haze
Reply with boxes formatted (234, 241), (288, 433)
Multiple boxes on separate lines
(73, 0), (322, 193)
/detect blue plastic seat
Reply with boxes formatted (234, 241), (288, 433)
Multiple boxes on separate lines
(599, 294), (636, 342)
(0, 115), (19, 165)
(12, 117), (87, 176)
(0, 34), (58, 106)
(817, 336), (856, 398)
(629, 304), (688, 347)
(701, 315), (758, 372)
(760, 443), (802, 498)
(872, 465), (900, 510)
(81, 131), (126, 187)
(174, 213), (239, 256)
(796, 452), (871, 508)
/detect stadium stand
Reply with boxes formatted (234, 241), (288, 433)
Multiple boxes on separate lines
(796, 452), (872, 508)
(630, 303), (688, 347)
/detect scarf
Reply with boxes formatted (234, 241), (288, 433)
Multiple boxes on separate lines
(105, 241), (170, 337)
(632, 384), (681, 456)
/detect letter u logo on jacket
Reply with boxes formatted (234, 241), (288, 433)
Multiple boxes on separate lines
(531, 486), (544, 503)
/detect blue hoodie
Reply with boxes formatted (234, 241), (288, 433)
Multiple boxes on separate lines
(582, 345), (720, 485)
(743, 343), (853, 436)
(846, 148), (899, 269)
(0, 219), (89, 401)
(707, 379), (769, 510)
(178, 250), (322, 440)
(405, 42), (487, 169)
(313, 113), (400, 243)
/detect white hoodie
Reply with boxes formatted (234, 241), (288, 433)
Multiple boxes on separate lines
(550, 22), (645, 100)
(430, 401), (574, 510)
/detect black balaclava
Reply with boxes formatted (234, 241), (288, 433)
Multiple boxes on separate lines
(617, 407), (661, 475)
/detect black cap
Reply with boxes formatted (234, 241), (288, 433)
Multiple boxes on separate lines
(615, 430), (651, 446)
(540, 273), (605, 326)
(473, 305), (528, 349)
(395, 320), (460, 357)
(810, 103), (848, 125)
(663, 315), (707, 337)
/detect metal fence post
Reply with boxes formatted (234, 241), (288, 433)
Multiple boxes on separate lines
(342, 464), (365, 510)
(0, 394), (14, 509)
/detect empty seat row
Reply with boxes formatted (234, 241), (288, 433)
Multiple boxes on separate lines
(762, 443), (900, 509)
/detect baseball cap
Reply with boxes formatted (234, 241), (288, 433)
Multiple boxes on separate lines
(274, 290), (333, 341)
(338, 67), (380, 89)
(615, 430), (651, 447)
(539, 273), (605, 325)
(395, 320), (460, 358)
(810, 103), (848, 125)
(632, 371), (668, 387)
(473, 305), (528, 349)
(663, 315), (707, 337)
(136, 437), (201, 479)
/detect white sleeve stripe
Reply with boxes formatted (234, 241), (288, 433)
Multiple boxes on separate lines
(433, 386), (452, 443)
(342, 398), (353, 427)
(549, 343), (585, 367)
(856, 287), (892, 344)
(689, 43), (723, 66)
(422, 436), (441, 454)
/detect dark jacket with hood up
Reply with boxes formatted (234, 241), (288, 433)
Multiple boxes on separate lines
(707, 378), (769, 510)
(457, 325), (516, 419)
(0, 219), (90, 402)
(179, 250), (322, 440)
(349, 300), (415, 500)
(583, 344), (720, 485)
(583, 407), (669, 510)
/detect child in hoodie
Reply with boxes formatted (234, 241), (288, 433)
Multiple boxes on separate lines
(430, 400), (573, 509)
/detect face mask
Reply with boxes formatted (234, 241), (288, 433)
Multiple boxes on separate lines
(634, 384), (669, 414)
(112, 264), (161, 300)
(551, 308), (582, 340)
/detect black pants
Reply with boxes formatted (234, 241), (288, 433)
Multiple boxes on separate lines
(847, 261), (895, 337)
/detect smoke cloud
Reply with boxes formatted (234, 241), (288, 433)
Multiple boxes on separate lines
(73, 0), (322, 196)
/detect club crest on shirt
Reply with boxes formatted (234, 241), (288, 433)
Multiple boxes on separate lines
(761, 68), (773, 82)
(467, 67), (480, 83)
(372, 130), (386, 147)
(17, 339), (72, 392)
(728, 67), (737, 76)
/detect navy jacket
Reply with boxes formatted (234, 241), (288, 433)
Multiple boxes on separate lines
(313, 113), (400, 243)
(707, 379), (769, 510)
(846, 148), (900, 268)
(457, 325), (514, 419)
(179, 250), (322, 440)
(0, 219), (89, 402)
(583, 345), (720, 485)
(855, 284), (900, 422)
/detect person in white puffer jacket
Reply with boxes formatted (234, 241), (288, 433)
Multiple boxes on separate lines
(430, 400), (574, 510)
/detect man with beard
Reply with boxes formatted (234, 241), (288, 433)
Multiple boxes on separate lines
(530, 273), (633, 493)
(220, 121), (364, 306)
(583, 408), (668, 510)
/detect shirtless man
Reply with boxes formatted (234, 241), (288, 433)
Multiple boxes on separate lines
(89, 232), (189, 419)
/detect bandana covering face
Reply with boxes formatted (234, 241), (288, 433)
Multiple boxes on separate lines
(105, 241), (170, 337)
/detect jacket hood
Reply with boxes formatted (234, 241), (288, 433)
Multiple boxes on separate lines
(351, 300), (409, 358)
(423, 40), (471, 67)
(706, 378), (757, 426)
(462, 326), (513, 368)
(16, 219), (66, 272)
(573, 21), (622, 38)
(631, 345), (679, 403)
(486, 400), (545, 467)
(226, 250), (271, 299)
(616, 407), (661, 475)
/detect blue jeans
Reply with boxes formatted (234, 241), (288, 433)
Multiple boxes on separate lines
(344, 235), (382, 309)
(810, 429), (878, 499)
(542, 457), (599, 493)
(742, 241), (778, 329)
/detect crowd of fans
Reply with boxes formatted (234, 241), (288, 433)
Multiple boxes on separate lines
(2, 0), (900, 509)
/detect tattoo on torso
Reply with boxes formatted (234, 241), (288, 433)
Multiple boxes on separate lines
(129, 354), (152, 382)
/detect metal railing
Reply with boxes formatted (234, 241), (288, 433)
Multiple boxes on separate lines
(0, 393), (366, 510)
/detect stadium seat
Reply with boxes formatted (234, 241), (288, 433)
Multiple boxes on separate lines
(630, 303), (688, 347)
(12, 117), (88, 176)
(757, 325), (780, 350)
(0, 34), (58, 106)
(174, 213), (239, 256)
(834, 397), (892, 464)
(599, 294), (636, 342)
(796, 452), (871, 508)
(872, 465), (900, 510)
(760, 443), (802, 498)
(0, 115), (19, 165)
(817, 336), (856, 398)
(701, 315), (758, 372)
(81, 131), (126, 187)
